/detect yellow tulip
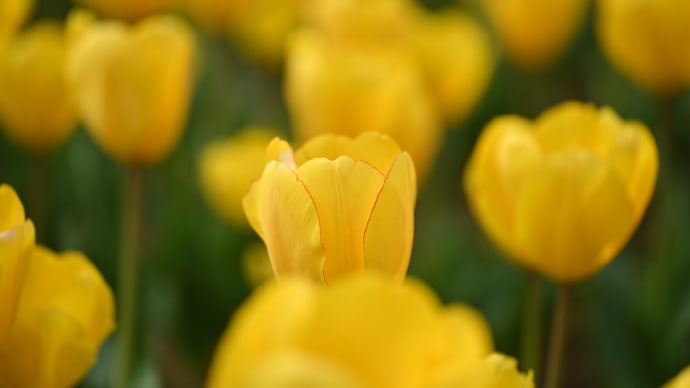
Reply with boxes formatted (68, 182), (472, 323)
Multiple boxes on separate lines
(0, 0), (32, 47)
(663, 365), (690, 388)
(243, 132), (416, 283)
(285, 30), (442, 181)
(75, 0), (168, 20)
(0, 22), (77, 154)
(412, 9), (494, 124)
(481, 0), (589, 70)
(199, 127), (280, 227)
(241, 241), (274, 287)
(597, 0), (690, 96)
(464, 101), (658, 283)
(67, 13), (195, 166)
(206, 274), (531, 388)
(175, 0), (241, 32)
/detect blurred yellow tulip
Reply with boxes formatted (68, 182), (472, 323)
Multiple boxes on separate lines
(0, 22), (77, 154)
(240, 241), (274, 287)
(76, 0), (168, 20)
(454, 354), (534, 388)
(464, 101), (658, 283)
(207, 274), (531, 388)
(597, 0), (690, 96)
(175, 0), (239, 31)
(412, 9), (494, 124)
(481, 0), (589, 70)
(664, 365), (690, 388)
(285, 30), (442, 181)
(243, 132), (416, 283)
(199, 127), (280, 227)
(0, 0), (32, 47)
(67, 13), (195, 166)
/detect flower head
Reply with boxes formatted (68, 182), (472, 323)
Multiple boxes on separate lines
(464, 101), (658, 283)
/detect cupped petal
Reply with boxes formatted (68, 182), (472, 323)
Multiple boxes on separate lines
(515, 151), (634, 282)
(243, 161), (326, 281)
(0, 183), (25, 231)
(265, 137), (297, 169)
(363, 152), (416, 281)
(296, 157), (385, 282)
(0, 220), (34, 339)
(464, 116), (542, 260)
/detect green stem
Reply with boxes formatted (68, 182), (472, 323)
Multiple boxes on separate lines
(29, 153), (48, 244)
(520, 272), (542, 377)
(114, 167), (143, 388)
(543, 285), (570, 388)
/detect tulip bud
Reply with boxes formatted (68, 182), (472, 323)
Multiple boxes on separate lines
(243, 132), (416, 283)
(0, 22), (77, 154)
(464, 101), (658, 283)
(67, 13), (195, 166)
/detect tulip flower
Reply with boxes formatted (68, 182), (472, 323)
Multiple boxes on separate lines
(481, 0), (589, 70)
(663, 365), (690, 388)
(76, 0), (168, 20)
(243, 132), (416, 283)
(207, 274), (533, 387)
(411, 9), (494, 124)
(67, 13), (195, 166)
(285, 30), (442, 181)
(464, 101), (658, 283)
(0, 0), (32, 47)
(199, 127), (280, 227)
(176, 0), (239, 32)
(597, 0), (690, 96)
(0, 22), (77, 154)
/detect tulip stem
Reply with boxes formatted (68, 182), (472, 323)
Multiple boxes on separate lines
(520, 272), (542, 377)
(543, 285), (570, 388)
(115, 167), (143, 388)
(29, 154), (48, 244)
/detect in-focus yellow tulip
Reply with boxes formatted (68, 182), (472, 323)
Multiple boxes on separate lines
(597, 0), (690, 96)
(67, 13), (195, 166)
(207, 275), (533, 388)
(199, 127), (280, 227)
(412, 9), (494, 124)
(76, 0), (168, 20)
(663, 365), (690, 388)
(285, 30), (442, 181)
(0, 22), (77, 154)
(243, 132), (416, 283)
(0, 184), (115, 388)
(464, 101), (658, 283)
(0, 0), (32, 47)
(481, 0), (589, 70)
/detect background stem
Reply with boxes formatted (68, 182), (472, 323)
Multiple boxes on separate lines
(543, 285), (570, 388)
(520, 272), (542, 379)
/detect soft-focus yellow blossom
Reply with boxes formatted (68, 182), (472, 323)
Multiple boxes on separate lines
(664, 365), (690, 388)
(0, 22), (77, 153)
(0, 0), (32, 47)
(207, 274), (522, 388)
(285, 30), (442, 181)
(76, 0), (168, 20)
(199, 127), (280, 227)
(241, 241), (274, 287)
(243, 133), (416, 283)
(464, 101), (658, 283)
(176, 0), (240, 31)
(226, 0), (302, 68)
(412, 9), (494, 124)
(597, 0), (690, 96)
(67, 13), (195, 166)
(0, 247), (115, 388)
(0, 184), (35, 340)
(455, 354), (534, 388)
(481, 0), (589, 70)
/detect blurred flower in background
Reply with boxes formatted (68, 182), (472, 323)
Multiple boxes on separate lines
(664, 365), (690, 388)
(75, 0), (168, 20)
(0, 0), (32, 47)
(0, 184), (115, 388)
(464, 101), (658, 283)
(481, 0), (589, 70)
(240, 241), (274, 287)
(66, 12), (195, 166)
(199, 127), (281, 228)
(597, 0), (690, 96)
(206, 274), (532, 388)
(0, 22), (77, 154)
(243, 133), (416, 283)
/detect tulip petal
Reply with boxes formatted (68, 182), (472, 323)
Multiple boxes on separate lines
(0, 183), (25, 231)
(296, 157), (385, 282)
(363, 152), (416, 281)
(464, 117), (542, 259)
(515, 152), (634, 282)
(0, 220), (34, 338)
(243, 161), (326, 281)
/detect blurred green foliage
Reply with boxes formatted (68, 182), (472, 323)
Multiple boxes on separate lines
(1, 0), (689, 387)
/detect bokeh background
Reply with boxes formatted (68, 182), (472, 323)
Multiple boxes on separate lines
(1, 0), (689, 387)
